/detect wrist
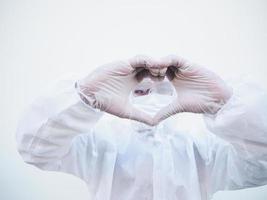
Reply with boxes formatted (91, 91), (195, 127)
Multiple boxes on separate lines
(75, 81), (98, 109)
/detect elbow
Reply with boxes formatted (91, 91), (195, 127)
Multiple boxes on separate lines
(16, 132), (60, 171)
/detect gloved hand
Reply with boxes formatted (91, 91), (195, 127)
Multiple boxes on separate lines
(76, 56), (164, 126)
(154, 55), (233, 124)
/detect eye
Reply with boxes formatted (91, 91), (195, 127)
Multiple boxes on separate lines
(134, 89), (150, 96)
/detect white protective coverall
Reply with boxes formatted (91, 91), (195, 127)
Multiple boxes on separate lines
(16, 72), (267, 200)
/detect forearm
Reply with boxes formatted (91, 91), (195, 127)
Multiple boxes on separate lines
(16, 74), (103, 170)
(204, 81), (267, 154)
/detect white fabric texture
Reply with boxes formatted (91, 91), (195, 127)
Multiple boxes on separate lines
(16, 75), (267, 200)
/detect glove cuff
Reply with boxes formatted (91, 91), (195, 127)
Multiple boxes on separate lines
(74, 81), (101, 112)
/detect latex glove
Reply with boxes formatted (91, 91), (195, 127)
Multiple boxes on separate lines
(154, 55), (233, 124)
(76, 56), (164, 126)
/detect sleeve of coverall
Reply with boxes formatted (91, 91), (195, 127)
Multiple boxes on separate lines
(15, 74), (104, 180)
(203, 81), (267, 194)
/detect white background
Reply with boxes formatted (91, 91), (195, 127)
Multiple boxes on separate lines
(1, 0), (267, 199)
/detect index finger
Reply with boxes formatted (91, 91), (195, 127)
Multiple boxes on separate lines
(159, 55), (187, 68)
(129, 55), (167, 81)
(128, 55), (159, 69)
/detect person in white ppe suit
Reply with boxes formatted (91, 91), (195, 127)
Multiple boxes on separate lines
(16, 55), (267, 200)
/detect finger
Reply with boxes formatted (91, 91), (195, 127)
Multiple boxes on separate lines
(149, 67), (160, 76)
(129, 55), (168, 80)
(153, 99), (184, 125)
(104, 101), (155, 126)
(149, 74), (165, 82)
(159, 67), (167, 76)
(129, 55), (156, 69)
(123, 105), (155, 126)
(149, 67), (167, 77)
(159, 55), (185, 81)
(159, 55), (186, 68)
(135, 68), (165, 82)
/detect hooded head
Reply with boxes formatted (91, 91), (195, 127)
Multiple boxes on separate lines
(129, 78), (176, 132)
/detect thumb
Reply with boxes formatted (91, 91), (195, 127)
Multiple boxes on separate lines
(122, 104), (155, 126)
(153, 100), (184, 125)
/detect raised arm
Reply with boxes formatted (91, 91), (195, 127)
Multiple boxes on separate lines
(16, 74), (104, 172)
(204, 81), (267, 194)
(16, 56), (160, 179)
(152, 55), (267, 195)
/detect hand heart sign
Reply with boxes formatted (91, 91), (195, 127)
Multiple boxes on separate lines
(76, 55), (232, 126)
